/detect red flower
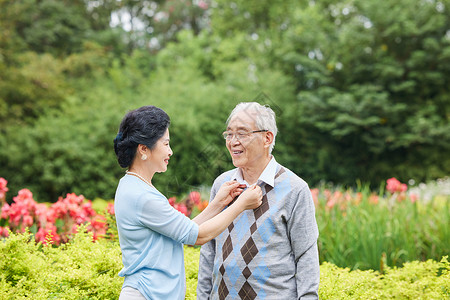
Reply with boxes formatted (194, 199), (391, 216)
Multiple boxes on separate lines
(0, 226), (9, 237)
(0, 177), (9, 199)
(189, 191), (201, 205)
(36, 224), (60, 245)
(1, 203), (10, 219)
(310, 188), (319, 206)
(197, 0), (208, 10)
(90, 215), (107, 231)
(23, 215), (33, 227)
(174, 203), (189, 216)
(168, 197), (176, 206)
(369, 194), (379, 205)
(386, 177), (407, 194)
(409, 193), (419, 203)
(106, 202), (115, 215)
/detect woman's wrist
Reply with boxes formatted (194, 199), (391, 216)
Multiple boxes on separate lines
(206, 197), (225, 215)
(212, 195), (228, 209)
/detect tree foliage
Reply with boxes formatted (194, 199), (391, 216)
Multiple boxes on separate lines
(0, 0), (449, 200)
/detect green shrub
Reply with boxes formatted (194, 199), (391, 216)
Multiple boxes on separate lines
(1, 231), (448, 299)
(319, 258), (450, 299)
(184, 249), (450, 299)
(0, 228), (123, 299)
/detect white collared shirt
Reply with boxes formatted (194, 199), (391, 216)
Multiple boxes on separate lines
(230, 156), (277, 188)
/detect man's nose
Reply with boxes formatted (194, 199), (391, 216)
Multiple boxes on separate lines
(230, 135), (241, 144)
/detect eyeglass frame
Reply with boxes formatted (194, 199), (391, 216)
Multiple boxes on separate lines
(222, 130), (269, 141)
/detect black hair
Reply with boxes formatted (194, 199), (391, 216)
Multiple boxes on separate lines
(113, 106), (170, 168)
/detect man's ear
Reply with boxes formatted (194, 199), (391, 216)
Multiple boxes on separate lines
(264, 131), (274, 149)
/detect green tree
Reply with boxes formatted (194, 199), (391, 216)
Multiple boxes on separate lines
(249, 0), (450, 185)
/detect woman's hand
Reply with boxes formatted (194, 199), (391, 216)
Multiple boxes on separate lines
(195, 184), (263, 245)
(213, 181), (245, 208)
(235, 185), (263, 210)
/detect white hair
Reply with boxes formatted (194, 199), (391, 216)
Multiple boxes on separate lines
(226, 102), (278, 153)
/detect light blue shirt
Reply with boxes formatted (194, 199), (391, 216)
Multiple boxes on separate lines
(114, 174), (199, 299)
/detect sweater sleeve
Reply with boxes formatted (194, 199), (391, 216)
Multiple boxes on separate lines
(287, 185), (320, 299)
(196, 178), (220, 299)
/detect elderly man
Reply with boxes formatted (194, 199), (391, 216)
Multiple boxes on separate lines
(197, 102), (320, 299)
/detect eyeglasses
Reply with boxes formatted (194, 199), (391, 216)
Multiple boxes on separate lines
(222, 130), (268, 140)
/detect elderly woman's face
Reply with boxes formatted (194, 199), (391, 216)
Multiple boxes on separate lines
(225, 111), (267, 169)
(149, 129), (173, 173)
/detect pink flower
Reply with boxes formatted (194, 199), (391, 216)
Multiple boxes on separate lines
(189, 191), (201, 205)
(106, 202), (115, 215)
(168, 197), (176, 206)
(400, 183), (407, 192)
(0, 226), (10, 237)
(354, 192), (362, 205)
(369, 194), (379, 205)
(23, 215), (34, 227)
(197, 0), (208, 10)
(13, 189), (34, 203)
(36, 224), (60, 245)
(386, 177), (408, 194)
(0, 177), (9, 199)
(174, 203), (189, 216)
(81, 201), (96, 217)
(326, 197), (336, 209)
(409, 193), (419, 203)
(0, 178), (8, 189)
(326, 191), (343, 210)
(90, 215), (107, 231)
(310, 188), (319, 206)
(1, 203), (10, 219)
(35, 203), (49, 226)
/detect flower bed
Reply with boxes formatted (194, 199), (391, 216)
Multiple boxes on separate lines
(0, 178), (207, 245)
(313, 177), (449, 270)
(1, 176), (448, 271)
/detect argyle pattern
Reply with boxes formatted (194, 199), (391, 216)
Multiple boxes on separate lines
(216, 168), (285, 300)
(197, 162), (320, 300)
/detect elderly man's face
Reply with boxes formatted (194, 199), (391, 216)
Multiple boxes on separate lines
(226, 111), (267, 169)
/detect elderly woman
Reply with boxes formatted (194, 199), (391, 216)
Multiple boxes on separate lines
(113, 105), (262, 300)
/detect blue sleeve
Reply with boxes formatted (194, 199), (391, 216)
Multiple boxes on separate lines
(136, 191), (199, 246)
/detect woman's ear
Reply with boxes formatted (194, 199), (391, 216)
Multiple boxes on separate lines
(137, 144), (149, 158)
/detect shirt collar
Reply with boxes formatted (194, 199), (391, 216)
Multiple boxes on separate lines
(230, 156), (277, 188)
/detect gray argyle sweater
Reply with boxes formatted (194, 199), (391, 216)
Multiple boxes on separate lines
(197, 161), (320, 300)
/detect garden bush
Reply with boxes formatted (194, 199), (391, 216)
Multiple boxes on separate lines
(0, 230), (448, 299)
(0, 229), (123, 299)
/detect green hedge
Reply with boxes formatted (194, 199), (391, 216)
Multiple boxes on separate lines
(0, 230), (448, 299)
